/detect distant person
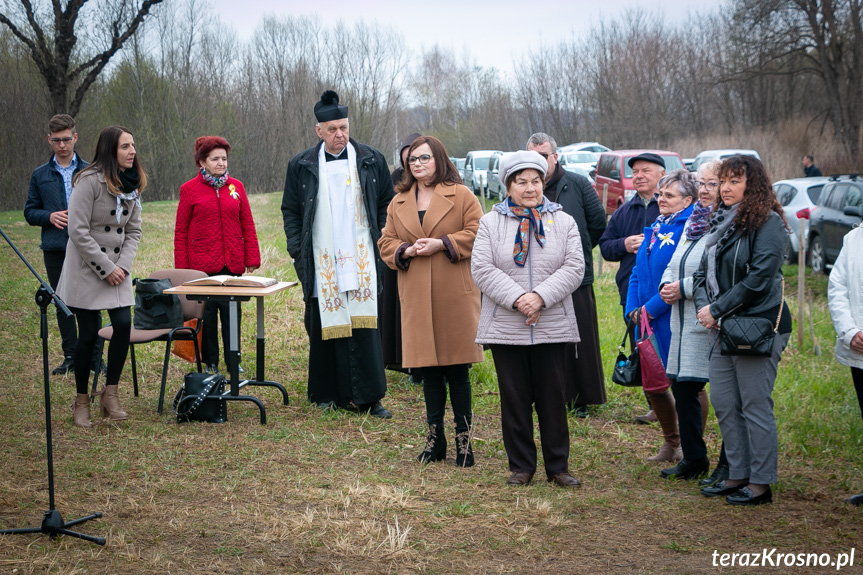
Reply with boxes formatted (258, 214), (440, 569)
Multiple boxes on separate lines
(527, 133), (607, 417)
(56, 126), (145, 427)
(803, 154), (822, 177)
(626, 169), (695, 463)
(281, 90), (394, 418)
(827, 225), (863, 506)
(472, 151), (585, 488)
(379, 136), (484, 466)
(598, 153), (664, 424)
(24, 114), (89, 375)
(381, 132), (423, 384)
(174, 136), (261, 374)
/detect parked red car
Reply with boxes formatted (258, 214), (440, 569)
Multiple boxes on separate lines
(592, 150), (686, 214)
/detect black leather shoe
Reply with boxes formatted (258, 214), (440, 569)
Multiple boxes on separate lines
(661, 457), (710, 480)
(568, 403), (589, 418)
(317, 401), (337, 412)
(506, 472), (534, 486)
(366, 402), (392, 419)
(52, 357), (74, 375)
(701, 480), (747, 498)
(699, 464), (730, 487)
(845, 492), (863, 506)
(726, 486), (772, 506)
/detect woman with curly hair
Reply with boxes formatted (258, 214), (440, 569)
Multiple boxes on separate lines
(693, 155), (791, 505)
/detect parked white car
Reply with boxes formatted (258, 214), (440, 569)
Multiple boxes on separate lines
(463, 150), (502, 195)
(690, 149), (760, 173)
(558, 141), (610, 154)
(774, 177), (830, 264)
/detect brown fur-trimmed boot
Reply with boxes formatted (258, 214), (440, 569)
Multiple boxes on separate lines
(72, 393), (93, 428)
(646, 390), (682, 462)
(99, 385), (129, 421)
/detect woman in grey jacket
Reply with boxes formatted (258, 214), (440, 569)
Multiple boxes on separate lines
(658, 161), (720, 481)
(472, 151), (584, 487)
(57, 126), (146, 427)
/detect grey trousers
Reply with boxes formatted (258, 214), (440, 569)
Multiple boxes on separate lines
(708, 331), (790, 485)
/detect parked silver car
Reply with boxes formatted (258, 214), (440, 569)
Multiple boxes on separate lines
(774, 177), (829, 264)
(463, 150), (502, 195)
(485, 152), (507, 200)
(449, 157), (466, 181)
(690, 149), (760, 173)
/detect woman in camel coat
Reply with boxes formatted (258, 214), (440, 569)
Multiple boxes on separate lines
(378, 136), (484, 467)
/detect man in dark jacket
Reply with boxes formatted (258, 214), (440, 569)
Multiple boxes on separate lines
(282, 90), (394, 418)
(24, 114), (88, 375)
(598, 153), (664, 308)
(803, 154), (822, 177)
(528, 133), (608, 416)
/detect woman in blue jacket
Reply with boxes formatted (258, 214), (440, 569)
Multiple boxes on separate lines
(626, 169), (696, 462)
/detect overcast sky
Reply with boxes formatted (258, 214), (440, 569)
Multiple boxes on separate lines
(207, 0), (703, 74)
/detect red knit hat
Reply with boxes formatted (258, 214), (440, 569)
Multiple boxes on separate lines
(194, 136), (231, 166)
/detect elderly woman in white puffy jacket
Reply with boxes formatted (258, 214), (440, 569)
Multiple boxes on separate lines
(827, 225), (863, 507)
(471, 150), (584, 488)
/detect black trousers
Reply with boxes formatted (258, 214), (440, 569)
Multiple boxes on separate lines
(201, 267), (241, 367)
(491, 343), (570, 477)
(422, 364), (472, 432)
(43, 250), (78, 357)
(563, 284), (606, 406)
(671, 378), (707, 460)
(71, 307), (131, 395)
(853, 367), (863, 420)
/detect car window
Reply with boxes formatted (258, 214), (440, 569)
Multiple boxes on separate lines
(845, 184), (862, 208)
(596, 155), (613, 178)
(806, 185), (823, 204)
(474, 157), (491, 171)
(566, 153), (595, 163)
(818, 184), (835, 207)
(828, 184), (848, 210)
(489, 156), (499, 171)
(775, 184), (797, 206)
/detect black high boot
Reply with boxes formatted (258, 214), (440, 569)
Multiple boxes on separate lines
(455, 430), (474, 467)
(417, 423), (446, 463)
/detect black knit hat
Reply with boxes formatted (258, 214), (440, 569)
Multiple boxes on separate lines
(314, 90), (348, 122)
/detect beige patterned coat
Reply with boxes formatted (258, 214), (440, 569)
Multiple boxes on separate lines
(56, 170), (142, 310)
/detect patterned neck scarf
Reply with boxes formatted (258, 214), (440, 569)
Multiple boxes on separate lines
(507, 197), (546, 267)
(647, 205), (689, 254)
(200, 167), (229, 190)
(685, 202), (713, 241)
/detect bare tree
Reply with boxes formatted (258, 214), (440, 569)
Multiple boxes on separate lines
(0, 0), (165, 116)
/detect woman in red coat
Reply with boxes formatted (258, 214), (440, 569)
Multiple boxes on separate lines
(174, 136), (261, 373)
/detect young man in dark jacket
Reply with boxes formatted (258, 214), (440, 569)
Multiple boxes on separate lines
(23, 114), (88, 375)
(282, 90), (395, 419)
(528, 133), (608, 416)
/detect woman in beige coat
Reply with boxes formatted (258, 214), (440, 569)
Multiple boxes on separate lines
(57, 126), (145, 427)
(378, 136), (484, 466)
(472, 151), (584, 487)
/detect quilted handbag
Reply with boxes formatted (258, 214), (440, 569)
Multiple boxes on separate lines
(612, 322), (641, 387)
(636, 308), (670, 394)
(718, 279), (784, 357)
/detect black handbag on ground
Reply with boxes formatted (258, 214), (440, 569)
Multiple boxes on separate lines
(172, 372), (228, 423)
(612, 322), (641, 387)
(718, 279), (784, 357)
(133, 277), (184, 330)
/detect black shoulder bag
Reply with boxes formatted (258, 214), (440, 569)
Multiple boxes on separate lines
(172, 372), (228, 423)
(612, 322), (641, 387)
(133, 277), (184, 330)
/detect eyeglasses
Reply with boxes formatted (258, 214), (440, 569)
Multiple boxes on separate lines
(536, 152), (554, 159)
(658, 191), (682, 200)
(698, 181), (719, 191)
(49, 137), (74, 144)
(407, 154), (432, 165)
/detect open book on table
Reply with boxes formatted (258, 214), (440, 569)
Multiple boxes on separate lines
(182, 275), (278, 288)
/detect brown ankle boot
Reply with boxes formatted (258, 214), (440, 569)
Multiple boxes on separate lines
(698, 388), (710, 434)
(646, 390), (681, 462)
(100, 385), (129, 421)
(72, 393), (93, 428)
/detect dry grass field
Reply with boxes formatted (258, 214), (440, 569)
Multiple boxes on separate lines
(0, 192), (861, 574)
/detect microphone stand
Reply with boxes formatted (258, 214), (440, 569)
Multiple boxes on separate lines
(0, 225), (105, 545)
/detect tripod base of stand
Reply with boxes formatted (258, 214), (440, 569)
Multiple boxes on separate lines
(0, 509), (106, 545)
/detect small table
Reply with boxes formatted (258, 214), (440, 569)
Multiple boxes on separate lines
(165, 281), (296, 424)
